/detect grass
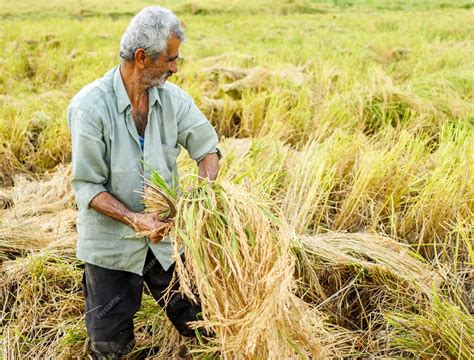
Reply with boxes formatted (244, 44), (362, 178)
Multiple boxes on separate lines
(1, 0), (473, 358)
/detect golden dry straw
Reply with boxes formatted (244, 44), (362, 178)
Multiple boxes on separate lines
(146, 177), (331, 359)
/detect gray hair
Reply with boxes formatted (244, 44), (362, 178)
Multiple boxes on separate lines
(119, 6), (185, 61)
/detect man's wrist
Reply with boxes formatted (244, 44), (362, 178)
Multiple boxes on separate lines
(197, 148), (222, 164)
(124, 211), (140, 230)
(212, 147), (222, 160)
(198, 152), (219, 165)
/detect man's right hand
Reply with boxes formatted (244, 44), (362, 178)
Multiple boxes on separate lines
(131, 212), (170, 243)
(89, 192), (170, 243)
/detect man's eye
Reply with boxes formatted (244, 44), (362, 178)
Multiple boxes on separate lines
(168, 57), (182, 63)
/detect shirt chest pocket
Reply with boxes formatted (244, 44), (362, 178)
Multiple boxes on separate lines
(159, 144), (182, 185)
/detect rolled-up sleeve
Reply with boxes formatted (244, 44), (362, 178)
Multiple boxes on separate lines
(177, 98), (220, 163)
(67, 107), (108, 209)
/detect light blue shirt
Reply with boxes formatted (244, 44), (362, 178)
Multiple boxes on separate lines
(67, 65), (219, 274)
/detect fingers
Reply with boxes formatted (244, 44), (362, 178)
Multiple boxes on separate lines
(148, 223), (171, 243)
(157, 215), (170, 223)
(149, 235), (161, 243)
(130, 212), (173, 243)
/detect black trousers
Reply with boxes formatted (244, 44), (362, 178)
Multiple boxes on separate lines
(82, 248), (201, 355)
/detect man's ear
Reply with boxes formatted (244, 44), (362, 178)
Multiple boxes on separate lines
(134, 48), (147, 69)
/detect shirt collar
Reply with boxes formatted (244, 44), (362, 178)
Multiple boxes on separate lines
(113, 65), (162, 114)
(113, 66), (131, 114)
(148, 85), (161, 108)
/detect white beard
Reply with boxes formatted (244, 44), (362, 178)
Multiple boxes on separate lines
(153, 73), (169, 88)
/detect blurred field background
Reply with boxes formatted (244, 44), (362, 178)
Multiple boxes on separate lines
(0, 0), (473, 358)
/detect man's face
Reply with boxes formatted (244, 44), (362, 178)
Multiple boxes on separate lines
(142, 36), (181, 88)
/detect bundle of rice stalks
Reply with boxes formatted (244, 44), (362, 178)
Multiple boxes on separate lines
(198, 52), (256, 68)
(145, 174), (336, 359)
(204, 65), (249, 83)
(221, 67), (272, 99)
(291, 233), (443, 354)
(356, 71), (446, 136)
(218, 65), (309, 100)
(0, 211), (76, 262)
(398, 124), (474, 263)
(8, 165), (75, 216)
(224, 138), (291, 198)
(0, 165), (76, 261)
(280, 133), (360, 234)
(200, 96), (241, 138)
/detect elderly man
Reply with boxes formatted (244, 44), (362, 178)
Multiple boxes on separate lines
(67, 6), (219, 359)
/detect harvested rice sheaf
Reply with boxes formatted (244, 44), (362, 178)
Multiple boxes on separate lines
(146, 176), (333, 359)
(0, 165), (76, 260)
(291, 233), (446, 355)
(292, 233), (442, 317)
